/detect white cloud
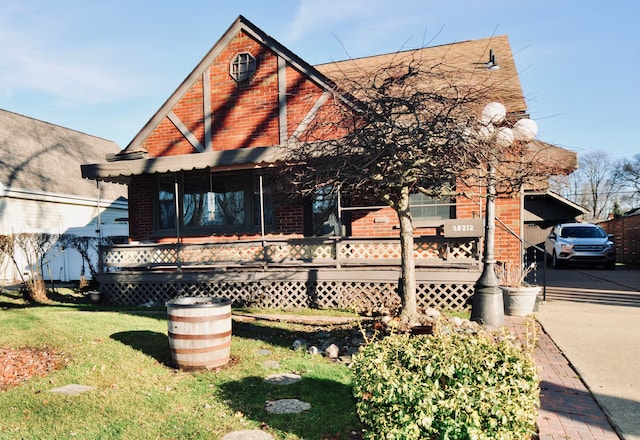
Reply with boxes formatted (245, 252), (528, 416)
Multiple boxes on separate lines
(285, 0), (382, 43)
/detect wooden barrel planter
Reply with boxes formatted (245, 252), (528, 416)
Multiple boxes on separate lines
(166, 297), (232, 370)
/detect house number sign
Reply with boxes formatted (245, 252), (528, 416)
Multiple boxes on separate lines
(442, 219), (484, 238)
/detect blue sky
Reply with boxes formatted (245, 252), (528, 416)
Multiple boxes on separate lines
(1, 0), (638, 160)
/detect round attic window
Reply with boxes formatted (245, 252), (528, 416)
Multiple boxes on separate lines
(230, 52), (256, 82)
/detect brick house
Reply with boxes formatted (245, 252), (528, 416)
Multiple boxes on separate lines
(82, 16), (576, 309)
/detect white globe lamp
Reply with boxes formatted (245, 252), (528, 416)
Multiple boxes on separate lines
(481, 102), (506, 125)
(512, 119), (538, 142)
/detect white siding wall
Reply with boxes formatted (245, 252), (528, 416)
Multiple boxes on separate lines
(0, 194), (128, 282)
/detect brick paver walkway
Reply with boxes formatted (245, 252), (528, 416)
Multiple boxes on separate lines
(506, 316), (620, 440)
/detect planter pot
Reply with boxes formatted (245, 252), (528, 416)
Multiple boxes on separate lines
(88, 291), (101, 304)
(166, 297), (232, 370)
(500, 286), (541, 316)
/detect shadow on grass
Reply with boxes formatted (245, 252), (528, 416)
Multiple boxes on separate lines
(231, 318), (363, 352)
(110, 330), (172, 366)
(216, 375), (361, 439)
(0, 284), (96, 309)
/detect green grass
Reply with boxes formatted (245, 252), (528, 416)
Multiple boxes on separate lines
(0, 288), (361, 439)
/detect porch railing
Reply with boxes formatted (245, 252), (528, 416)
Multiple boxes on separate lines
(99, 236), (481, 272)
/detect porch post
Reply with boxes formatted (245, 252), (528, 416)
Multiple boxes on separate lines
(259, 173), (267, 264)
(95, 180), (103, 241)
(174, 175), (182, 271)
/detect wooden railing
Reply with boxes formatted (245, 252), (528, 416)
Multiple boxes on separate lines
(99, 236), (481, 272)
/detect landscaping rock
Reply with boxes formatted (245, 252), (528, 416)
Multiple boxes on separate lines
(48, 384), (95, 395)
(221, 430), (274, 440)
(263, 373), (302, 385)
(254, 349), (272, 356)
(265, 398), (311, 414)
(325, 343), (340, 359)
(262, 360), (280, 369)
(292, 339), (307, 351)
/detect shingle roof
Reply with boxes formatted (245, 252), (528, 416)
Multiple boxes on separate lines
(0, 109), (126, 201)
(316, 35), (526, 114)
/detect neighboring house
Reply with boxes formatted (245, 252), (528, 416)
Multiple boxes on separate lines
(82, 16), (577, 309)
(0, 109), (128, 282)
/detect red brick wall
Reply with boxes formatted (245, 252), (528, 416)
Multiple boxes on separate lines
(128, 174), (154, 242)
(140, 30), (328, 157)
(350, 207), (397, 237)
(494, 197), (522, 265)
(275, 200), (304, 236)
(455, 179), (523, 265)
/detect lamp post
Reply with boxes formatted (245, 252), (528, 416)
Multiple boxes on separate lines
(471, 102), (537, 327)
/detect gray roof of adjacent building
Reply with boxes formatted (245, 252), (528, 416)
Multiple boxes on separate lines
(0, 108), (127, 202)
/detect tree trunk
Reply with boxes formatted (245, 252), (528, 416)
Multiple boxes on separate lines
(397, 188), (418, 323)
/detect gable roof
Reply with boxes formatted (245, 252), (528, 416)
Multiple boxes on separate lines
(316, 34), (526, 115)
(0, 109), (126, 201)
(122, 15), (337, 155)
(124, 18), (526, 156)
(84, 16), (574, 183)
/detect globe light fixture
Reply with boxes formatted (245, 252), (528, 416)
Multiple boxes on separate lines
(471, 102), (537, 327)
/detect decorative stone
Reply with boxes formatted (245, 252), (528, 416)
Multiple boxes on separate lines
(254, 349), (272, 356)
(292, 339), (307, 351)
(325, 344), (340, 359)
(263, 373), (302, 385)
(48, 384), (95, 395)
(265, 399), (311, 414)
(221, 430), (274, 440)
(424, 307), (441, 319)
(307, 346), (319, 355)
(262, 360), (280, 369)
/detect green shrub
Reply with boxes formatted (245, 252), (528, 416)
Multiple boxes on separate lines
(351, 330), (539, 439)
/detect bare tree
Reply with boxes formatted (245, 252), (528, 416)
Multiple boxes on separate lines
(551, 150), (625, 220)
(58, 234), (116, 288)
(0, 233), (60, 302)
(284, 53), (557, 323)
(617, 154), (640, 207)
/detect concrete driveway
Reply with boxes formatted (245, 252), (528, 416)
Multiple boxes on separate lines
(535, 265), (640, 440)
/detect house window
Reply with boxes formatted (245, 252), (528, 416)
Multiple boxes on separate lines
(183, 172), (245, 227)
(230, 52), (256, 82)
(304, 186), (340, 236)
(409, 193), (454, 220)
(154, 170), (273, 235)
(157, 175), (177, 230)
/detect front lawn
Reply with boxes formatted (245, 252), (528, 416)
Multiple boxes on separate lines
(0, 288), (361, 439)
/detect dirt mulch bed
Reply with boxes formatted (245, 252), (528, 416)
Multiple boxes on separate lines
(0, 347), (64, 391)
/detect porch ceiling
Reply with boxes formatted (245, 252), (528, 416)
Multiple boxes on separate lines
(81, 146), (286, 184)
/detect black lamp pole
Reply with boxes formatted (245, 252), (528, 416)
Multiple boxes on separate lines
(471, 161), (504, 327)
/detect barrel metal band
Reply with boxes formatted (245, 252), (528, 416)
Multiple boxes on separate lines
(168, 312), (232, 323)
(168, 330), (232, 340)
